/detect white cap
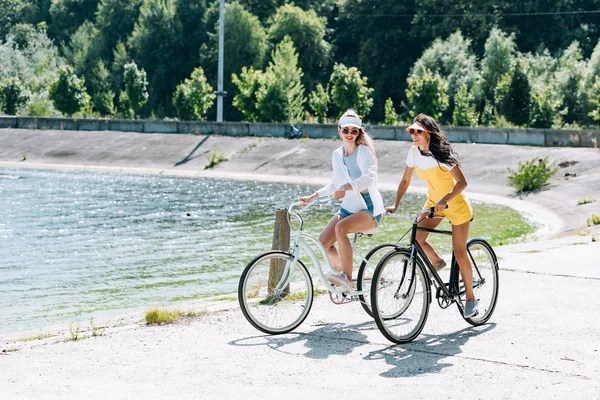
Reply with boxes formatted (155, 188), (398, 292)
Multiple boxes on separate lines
(339, 115), (362, 128)
(406, 121), (427, 132)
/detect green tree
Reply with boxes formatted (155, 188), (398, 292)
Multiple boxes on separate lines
(588, 76), (600, 122)
(256, 36), (305, 122)
(0, 77), (29, 115)
(0, 0), (31, 39)
(128, 0), (183, 116)
(89, 60), (115, 116)
(554, 41), (586, 124)
(333, 0), (420, 122)
(481, 27), (516, 104)
(383, 98), (399, 126)
(405, 68), (449, 121)
(494, 62), (531, 127)
(411, 30), (482, 105)
(95, 0), (143, 61)
(329, 63), (374, 118)
(267, 4), (330, 92)
(173, 67), (215, 121)
(49, 65), (88, 117)
(529, 86), (563, 128)
(236, 0), (285, 23)
(232, 66), (264, 122)
(47, 0), (100, 45)
(62, 21), (100, 90)
(120, 61), (148, 119)
(452, 82), (479, 127)
(308, 83), (329, 123)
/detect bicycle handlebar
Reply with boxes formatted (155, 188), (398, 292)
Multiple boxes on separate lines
(386, 205), (449, 221)
(289, 196), (337, 215)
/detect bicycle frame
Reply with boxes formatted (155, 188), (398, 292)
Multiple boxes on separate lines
(395, 209), (486, 308)
(272, 199), (374, 297)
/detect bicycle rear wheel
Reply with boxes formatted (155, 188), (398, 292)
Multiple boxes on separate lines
(238, 251), (313, 334)
(371, 249), (431, 344)
(461, 239), (499, 325)
(357, 243), (398, 318)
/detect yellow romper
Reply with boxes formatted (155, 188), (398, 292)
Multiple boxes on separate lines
(406, 146), (473, 225)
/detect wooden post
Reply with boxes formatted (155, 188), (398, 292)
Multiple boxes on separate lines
(268, 208), (290, 292)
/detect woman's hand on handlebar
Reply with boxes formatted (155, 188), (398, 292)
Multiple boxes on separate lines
(385, 205), (398, 215)
(299, 194), (316, 208)
(434, 200), (448, 213)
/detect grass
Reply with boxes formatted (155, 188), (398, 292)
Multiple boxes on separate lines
(204, 149), (227, 169)
(14, 333), (57, 342)
(587, 213), (600, 226)
(240, 142), (259, 153)
(212, 295), (237, 302)
(68, 322), (83, 341)
(577, 196), (597, 205)
(144, 308), (205, 325)
(89, 317), (105, 337)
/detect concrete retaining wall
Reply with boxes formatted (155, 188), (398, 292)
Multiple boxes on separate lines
(1, 116), (599, 147)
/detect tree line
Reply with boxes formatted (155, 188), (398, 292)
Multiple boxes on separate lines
(1, 0), (600, 129)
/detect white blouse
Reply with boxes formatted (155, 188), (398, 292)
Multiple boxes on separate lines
(316, 145), (385, 216)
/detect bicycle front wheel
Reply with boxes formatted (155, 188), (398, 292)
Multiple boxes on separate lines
(238, 251), (314, 335)
(461, 239), (499, 326)
(371, 249), (431, 344)
(357, 243), (398, 318)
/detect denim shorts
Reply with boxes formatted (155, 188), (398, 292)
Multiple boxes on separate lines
(337, 192), (383, 226)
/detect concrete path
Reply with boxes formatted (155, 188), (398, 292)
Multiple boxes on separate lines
(2, 233), (599, 399)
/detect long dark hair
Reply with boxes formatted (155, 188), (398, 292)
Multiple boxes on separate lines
(413, 113), (459, 167)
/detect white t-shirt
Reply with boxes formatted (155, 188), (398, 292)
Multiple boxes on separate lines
(405, 146), (455, 171)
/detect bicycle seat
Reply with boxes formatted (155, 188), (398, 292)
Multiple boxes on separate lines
(357, 227), (377, 237)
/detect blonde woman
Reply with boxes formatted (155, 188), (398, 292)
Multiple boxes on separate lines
(300, 110), (384, 290)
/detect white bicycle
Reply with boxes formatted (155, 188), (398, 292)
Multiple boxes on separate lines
(238, 197), (397, 335)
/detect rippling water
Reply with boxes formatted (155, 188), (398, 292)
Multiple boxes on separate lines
(0, 168), (535, 334)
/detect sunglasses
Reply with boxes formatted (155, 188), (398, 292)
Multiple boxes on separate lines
(341, 127), (360, 135)
(409, 128), (426, 135)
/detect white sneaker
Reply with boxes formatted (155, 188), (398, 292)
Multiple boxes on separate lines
(327, 272), (353, 291)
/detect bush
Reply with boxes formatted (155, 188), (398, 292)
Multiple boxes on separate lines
(120, 62), (148, 119)
(507, 157), (558, 193)
(205, 149), (227, 169)
(452, 82), (479, 127)
(308, 83), (329, 123)
(587, 213), (600, 226)
(405, 68), (449, 121)
(173, 67), (215, 121)
(383, 98), (399, 126)
(0, 78), (29, 115)
(329, 63), (374, 117)
(49, 66), (88, 117)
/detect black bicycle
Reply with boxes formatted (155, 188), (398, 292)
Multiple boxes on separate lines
(370, 208), (499, 344)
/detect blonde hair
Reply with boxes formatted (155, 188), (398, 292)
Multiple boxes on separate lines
(340, 109), (377, 161)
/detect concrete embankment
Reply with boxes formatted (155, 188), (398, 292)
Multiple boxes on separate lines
(1, 127), (599, 235)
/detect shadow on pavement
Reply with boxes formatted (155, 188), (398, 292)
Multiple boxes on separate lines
(174, 135), (210, 167)
(229, 320), (377, 359)
(364, 323), (496, 377)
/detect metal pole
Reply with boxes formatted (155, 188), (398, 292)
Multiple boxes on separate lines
(216, 0), (225, 122)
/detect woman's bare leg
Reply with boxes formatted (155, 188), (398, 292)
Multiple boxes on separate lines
(416, 217), (444, 268)
(334, 211), (376, 280)
(452, 221), (474, 301)
(319, 215), (343, 271)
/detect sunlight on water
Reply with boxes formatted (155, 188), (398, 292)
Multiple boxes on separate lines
(0, 168), (536, 334)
